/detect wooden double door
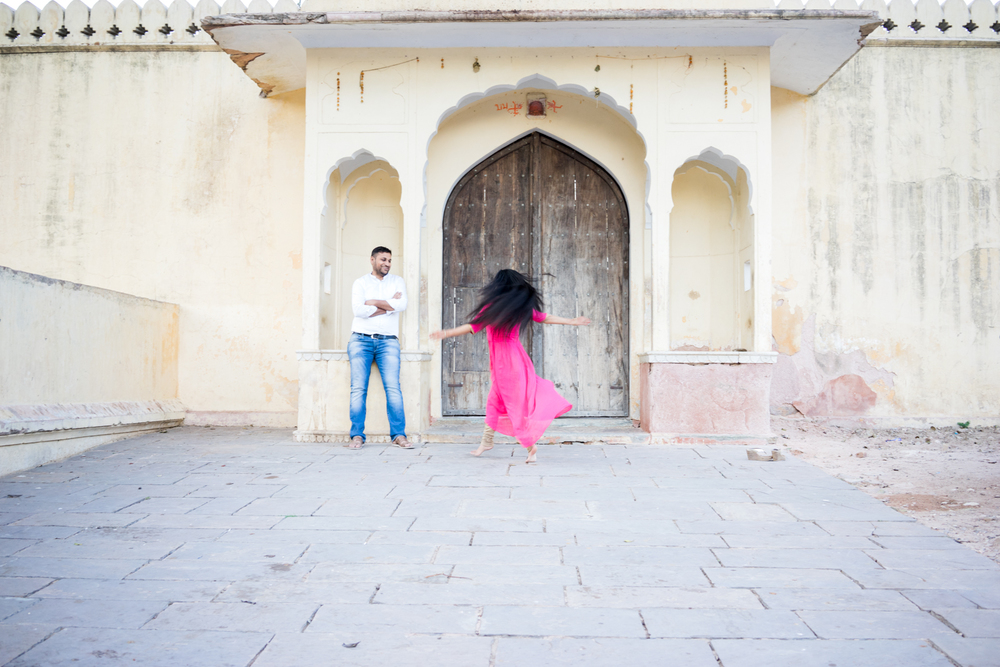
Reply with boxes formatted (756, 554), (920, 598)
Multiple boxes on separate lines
(442, 132), (629, 417)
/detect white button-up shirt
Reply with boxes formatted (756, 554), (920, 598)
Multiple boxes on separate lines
(351, 272), (408, 337)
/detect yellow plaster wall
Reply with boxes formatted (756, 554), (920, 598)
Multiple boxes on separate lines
(301, 46), (770, 427)
(669, 164), (736, 350)
(0, 51), (304, 425)
(669, 159), (754, 352)
(0, 266), (178, 405)
(770, 46), (1000, 421)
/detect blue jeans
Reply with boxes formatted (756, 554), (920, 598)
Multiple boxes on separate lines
(348, 333), (405, 442)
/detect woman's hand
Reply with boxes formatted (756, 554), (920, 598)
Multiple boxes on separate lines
(571, 316), (591, 326)
(429, 330), (447, 341)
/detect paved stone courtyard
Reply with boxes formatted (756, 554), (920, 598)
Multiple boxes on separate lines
(1, 426), (999, 666)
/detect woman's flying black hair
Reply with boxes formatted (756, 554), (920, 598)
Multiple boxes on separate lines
(469, 269), (543, 337)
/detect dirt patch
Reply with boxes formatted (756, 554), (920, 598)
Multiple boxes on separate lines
(776, 417), (1000, 564)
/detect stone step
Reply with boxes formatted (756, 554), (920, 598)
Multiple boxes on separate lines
(423, 417), (650, 445)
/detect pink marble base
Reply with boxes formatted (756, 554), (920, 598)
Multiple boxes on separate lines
(640, 363), (774, 436)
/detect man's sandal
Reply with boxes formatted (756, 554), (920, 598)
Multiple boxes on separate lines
(393, 436), (413, 449)
(348, 436), (364, 449)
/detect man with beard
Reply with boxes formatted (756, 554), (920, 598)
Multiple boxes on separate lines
(347, 246), (411, 449)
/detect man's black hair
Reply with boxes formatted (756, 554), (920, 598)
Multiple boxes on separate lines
(371, 246), (392, 257)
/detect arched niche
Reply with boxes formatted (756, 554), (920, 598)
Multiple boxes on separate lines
(426, 85), (648, 235)
(426, 73), (653, 230)
(425, 85), (649, 418)
(320, 155), (404, 349)
(669, 149), (754, 351)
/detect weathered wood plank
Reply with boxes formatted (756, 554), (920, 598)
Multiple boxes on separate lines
(442, 132), (627, 416)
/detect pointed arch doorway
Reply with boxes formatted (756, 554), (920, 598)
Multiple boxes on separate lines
(441, 132), (629, 417)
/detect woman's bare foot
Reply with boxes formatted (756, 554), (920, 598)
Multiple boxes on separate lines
(525, 445), (537, 463)
(472, 424), (495, 457)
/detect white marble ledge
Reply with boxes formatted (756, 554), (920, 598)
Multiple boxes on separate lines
(297, 350), (433, 362)
(639, 351), (778, 364)
(0, 400), (187, 436)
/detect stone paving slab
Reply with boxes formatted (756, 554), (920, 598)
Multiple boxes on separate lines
(251, 632), (493, 667)
(480, 605), (646, 637)
(307, 562), (443, 583)
(576, 564), (712, 587)
(144, 601), (318, 633)
(797, 609), (955, 639)
(5, 627), (272, 667)
(449, 563), (580, 585)
(565, 585), (761, 609)
(0, 526), (78, 540)
(712, 639), (956, 667)
(214, 579), (376, 604)
(755, 588), (919, 611)
(930, 635), (1000, 667)
(0, 577), (51, 598)
(307, 602), (478, 634)
(821, 521), (946, 537)
(494, 637), (719, 666)
(32, 578), (227, 601)
(4, 598), (168, 629)
(642, 608), (814, 639)
(1, 426), (999, 666)
(0, 624), (58, 666)
(933, 609), (1000, 637)
(902, 589), (982, 610)
(960, 588), (1000, 609)
(703, 567), (861, 589)
(0, 598), (37, 622)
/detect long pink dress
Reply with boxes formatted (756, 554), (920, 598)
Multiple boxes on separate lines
(471, 310), (572, 448)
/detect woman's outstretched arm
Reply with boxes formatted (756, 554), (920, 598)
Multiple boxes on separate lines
(430, 324), (474, 340)
(542, 315), (591, 326)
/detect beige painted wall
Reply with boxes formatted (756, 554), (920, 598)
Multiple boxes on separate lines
(300, 46), (771, 428)
(771, 46), (1000, 421)
(669, 160), (754, 352)
(0, 265), (185, 475)
(0, 51), (305, 426)
(0, 265), (178, 404)
(4, 39), (993, 429)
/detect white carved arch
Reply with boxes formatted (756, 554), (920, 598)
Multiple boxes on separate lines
(423, 73), (653, 230)
(342, 166), (400, 229)
(321, 149), (400, 223)
(675, 163), (737, 230)
(675, 146), (754, 217)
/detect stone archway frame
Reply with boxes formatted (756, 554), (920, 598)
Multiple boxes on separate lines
(319, 149), (404, 348)
(421, 74), (653, 232)
(321, 149), (401, 227)
(674, 146), (755, 223)
(425, 76), (650, 421)
(668, 145), (758, 351)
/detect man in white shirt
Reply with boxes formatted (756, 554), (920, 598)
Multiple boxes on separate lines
(348, 246), (411, 449)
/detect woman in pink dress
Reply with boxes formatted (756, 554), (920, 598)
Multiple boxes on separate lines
(430, 269), (590, 463)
